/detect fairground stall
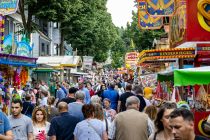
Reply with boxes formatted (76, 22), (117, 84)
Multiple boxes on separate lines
(174, 67), (210, 138)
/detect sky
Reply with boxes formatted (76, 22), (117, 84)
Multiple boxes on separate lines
(106, 0), (136, 28)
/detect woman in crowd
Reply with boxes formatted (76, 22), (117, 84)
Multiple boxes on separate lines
(93, 103), (111, 136)
(91, 95), (101, 104)
(145, 105), (157, 133)
(103, 98), (116, 122)
(74, 104), (108, 140)
(45, 96), (59, 122)
(148, 102), (177, 140)
(32, 107), (50, 140)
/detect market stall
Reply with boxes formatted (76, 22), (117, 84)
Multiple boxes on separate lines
(174, 66), (210, 137)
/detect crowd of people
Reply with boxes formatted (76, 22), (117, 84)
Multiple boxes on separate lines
(0, 75), (208, 140)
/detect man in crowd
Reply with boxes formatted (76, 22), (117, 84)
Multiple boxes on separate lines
(109, 96), (153, 140)
(78, 82), (90, 104)
(118, 83), (134, 112)
(56, 84), (66, 102)
(48, 102), (80, 140)
(0, 111), (13, 139)
(68, 91), (85, 121)
(61, 87), (77, 104)
(133, 85), (146, 112)
(169, 108), (207, 140)
(9, 99), (33, 140)
(22, 94), (35, 118)
(102, 82), (119, 111)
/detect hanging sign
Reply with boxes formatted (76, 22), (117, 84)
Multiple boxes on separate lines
(145, 0), (175, 16)
(83, 56), (93, 70)
(16, 41), (32, 57)
(2, 33), (12, 54)
(0, 0), (19, 15)
(138, 0), (163, 29)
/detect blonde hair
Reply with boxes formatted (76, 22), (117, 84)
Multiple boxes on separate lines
(32, 106), (47, 125)
(145, 105), (157, 121)
(93, 103), (104, 121)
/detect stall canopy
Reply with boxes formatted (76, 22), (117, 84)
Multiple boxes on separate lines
(37, 56), (82, 69)
(174, 66), (210, 86)
(157, 71), (174, 82)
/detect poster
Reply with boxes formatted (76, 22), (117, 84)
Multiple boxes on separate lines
(0, 0), (19, 15)
(83, 56), (93, 70)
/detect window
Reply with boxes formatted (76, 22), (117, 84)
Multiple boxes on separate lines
(53, 44), (59, 56)
(53, 22), (58, 28)
(46, 45), (49, 55)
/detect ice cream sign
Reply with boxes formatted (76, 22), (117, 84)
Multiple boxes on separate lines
(0, 0), (19, 15)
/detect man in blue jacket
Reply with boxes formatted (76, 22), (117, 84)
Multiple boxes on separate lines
(102, 82), (119, 111)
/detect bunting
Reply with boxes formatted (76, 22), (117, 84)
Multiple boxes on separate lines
(138, 0), (163, 29)
(145, 0), (176, 16)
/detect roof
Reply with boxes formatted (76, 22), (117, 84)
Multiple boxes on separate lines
(37, 56), (81, 68)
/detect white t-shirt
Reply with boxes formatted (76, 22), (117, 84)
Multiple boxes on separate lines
(33, 122), (50, 139)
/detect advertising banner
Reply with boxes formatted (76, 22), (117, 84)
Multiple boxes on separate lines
(125, 52), (138, 68)
(145, 0), (175, 16)
(138, 0), (163, 29)
(0, 0), (19, 15)
(83, 56), (93, 70)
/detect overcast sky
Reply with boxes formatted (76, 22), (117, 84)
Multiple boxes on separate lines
(106, 0), (136, 28)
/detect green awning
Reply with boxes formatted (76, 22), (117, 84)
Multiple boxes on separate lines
(33, 69), (58, 72)
(157, 72), (173, 82)
(174, 67), (210, 86)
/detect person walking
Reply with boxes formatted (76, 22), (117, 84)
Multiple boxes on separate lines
(55, 84), (66, 102)
(9, 99), (33, 140)
(21, 94), (35, 118)
(61, 87), (77, 104)
(133, 85), (147, 112)
(103, 98), (116, 122)
(109, 96), (153, 140)
(48, 102), (80, 140)
(45, 96), (59, 122)
(68, 91), (85, 121)
(0, 111), (13, 139)
(169, 108), (207, 140)
(118, 84), (134, 112)
(73, 104), (108, 140)
(32, 107), (50, 140)
(148, 102), (177, 140)
(78, 82), (91, 104)
(102, 82), (119, 111)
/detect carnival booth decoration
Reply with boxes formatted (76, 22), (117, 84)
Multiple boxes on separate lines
(137, 0), (163, 29)
(145, 0), (176, 16)
(174, 66), (210, 137)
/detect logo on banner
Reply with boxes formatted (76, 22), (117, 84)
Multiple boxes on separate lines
(197, 0), (210, 32)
